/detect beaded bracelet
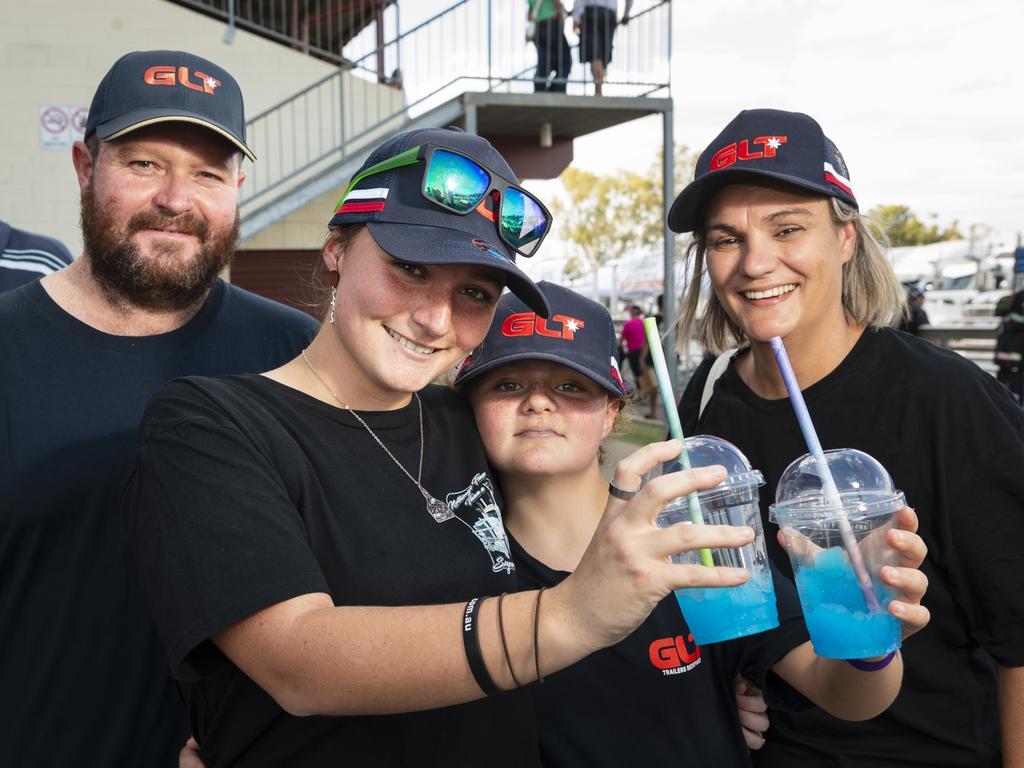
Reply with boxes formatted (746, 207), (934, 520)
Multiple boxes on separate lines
(846, 650), (897, 672)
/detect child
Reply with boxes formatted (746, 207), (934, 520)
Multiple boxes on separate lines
(455, 281), (930, 767)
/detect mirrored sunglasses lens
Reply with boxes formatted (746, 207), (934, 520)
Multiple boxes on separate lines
(423, 150), (490, 213)
(500, 189), (548, 255)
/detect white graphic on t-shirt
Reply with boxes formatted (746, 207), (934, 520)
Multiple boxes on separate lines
(446, 473), (515, 574)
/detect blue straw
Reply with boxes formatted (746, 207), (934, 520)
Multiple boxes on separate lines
(768, 336), (882, 613)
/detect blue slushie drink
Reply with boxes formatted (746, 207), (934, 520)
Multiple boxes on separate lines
(770, 449), (904, 659)
(656, 436), (778, 645)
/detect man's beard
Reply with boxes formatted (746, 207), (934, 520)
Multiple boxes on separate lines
(80, 184), (240, 312)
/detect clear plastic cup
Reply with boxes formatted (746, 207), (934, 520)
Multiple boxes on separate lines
(769, 449), (905, 659)
(655, 436), (778, 644)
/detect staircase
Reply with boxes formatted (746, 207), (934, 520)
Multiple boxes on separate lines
(169, 0), (673, 242)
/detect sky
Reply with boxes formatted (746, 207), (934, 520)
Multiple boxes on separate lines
(560, 0), (1024, 253)
(383, 0), (1023, 265)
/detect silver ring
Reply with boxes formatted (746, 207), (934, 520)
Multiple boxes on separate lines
(608, 481), (641, 501)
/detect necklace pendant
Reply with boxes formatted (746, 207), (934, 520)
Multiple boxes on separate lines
(424, 493), (455, 523)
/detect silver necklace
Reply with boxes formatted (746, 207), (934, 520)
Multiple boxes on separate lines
(301, 349), (454, 523)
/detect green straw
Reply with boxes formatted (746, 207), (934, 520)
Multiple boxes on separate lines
(643, 318), (714, 568)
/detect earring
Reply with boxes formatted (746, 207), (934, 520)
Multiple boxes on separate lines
(328, 270), (339, 325)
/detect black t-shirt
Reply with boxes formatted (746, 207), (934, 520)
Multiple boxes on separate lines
(680, 327), (1024, 767)
(0, 279), (317, 767)
(510, 536), (809, 767)
(123, 377), (540, 768)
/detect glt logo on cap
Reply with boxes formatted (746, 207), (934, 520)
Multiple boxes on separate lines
(85, 50), (255, 162)
(710, 135), (788, 170)
(143, 65), (221, 94)
(501, 312), (584, 340)
(455, 281), (626, 397)
(668, 108), (858, 233)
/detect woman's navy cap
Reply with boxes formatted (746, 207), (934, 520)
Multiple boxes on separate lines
(668, 109), (857, 233)
(85, 50), (255, 162)
(454, 281), (627, 397)
(329, 127), (550, 318)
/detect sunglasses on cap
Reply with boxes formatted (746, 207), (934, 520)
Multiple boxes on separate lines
(334, 144), (552, 258)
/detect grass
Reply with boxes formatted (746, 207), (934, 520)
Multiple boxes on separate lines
(616, 415), (669, 446)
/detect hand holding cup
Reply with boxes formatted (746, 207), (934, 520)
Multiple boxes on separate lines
(776, 505), (930, 645)
(558, 439), (755, 653)
(876, 506), (930, 641)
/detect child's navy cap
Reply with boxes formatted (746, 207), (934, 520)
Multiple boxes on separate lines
(455, 281), (627, 397)
(669, 108), (857, 233)
(85, 50), (255, 161)
(329, 126), (549, 317)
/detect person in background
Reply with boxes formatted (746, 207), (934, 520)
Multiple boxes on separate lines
(0, 218), (73, 291)
(619, 303), (646, 393)
(671, 107), (1024, 767)
(456, 280), (931, 767)
(572, 0), (632, 95)
(994, 288), (1024, 403)
(642, 293), (665, 417)
(0, 50), (319, 767)
(897, 284), (929, 336)
(529, 0), (572, 93)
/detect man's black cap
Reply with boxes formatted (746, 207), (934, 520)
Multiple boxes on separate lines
(454, 281), (627, 396)
(669, 108), (857, 233)
(85, 50), (255, 162)
(329, 126), (549, 317)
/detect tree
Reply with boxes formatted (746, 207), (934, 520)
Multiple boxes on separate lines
(552, 147), (696, 279)
(867, 204), (963, 247)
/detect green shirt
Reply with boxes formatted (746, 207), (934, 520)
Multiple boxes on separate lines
(528, 0), (561, 23)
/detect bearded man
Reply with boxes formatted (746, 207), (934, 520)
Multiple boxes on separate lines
(0, 51), (318, 766)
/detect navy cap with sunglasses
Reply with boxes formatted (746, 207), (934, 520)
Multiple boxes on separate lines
(454, 281), (628, 397)
(329, 127), (551, 317)
(668, 108), (857, 234)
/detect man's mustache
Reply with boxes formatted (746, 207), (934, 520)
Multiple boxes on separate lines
(125, 212), (210, 240)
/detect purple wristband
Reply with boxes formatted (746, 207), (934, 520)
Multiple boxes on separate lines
(846, 650), (897, 672)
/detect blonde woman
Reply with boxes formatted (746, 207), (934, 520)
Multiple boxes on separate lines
(671, 108), (1024, 767)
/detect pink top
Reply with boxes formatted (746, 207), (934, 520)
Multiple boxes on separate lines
(621, 317), (646, 352)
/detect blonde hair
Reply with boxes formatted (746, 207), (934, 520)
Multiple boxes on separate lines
(676, 197), (907, 354)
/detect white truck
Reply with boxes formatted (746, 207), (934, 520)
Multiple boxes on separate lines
(923, 255), (1014, 322)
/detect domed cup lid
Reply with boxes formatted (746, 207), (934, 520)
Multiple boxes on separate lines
(769, 448), (905, 524)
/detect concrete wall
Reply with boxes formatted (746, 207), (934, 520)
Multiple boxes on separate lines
(1, 0), (403, 255)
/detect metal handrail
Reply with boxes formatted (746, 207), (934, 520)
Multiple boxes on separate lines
(225, 0), (672, 220)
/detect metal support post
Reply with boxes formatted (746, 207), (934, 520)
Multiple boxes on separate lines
(375, 0), (386, 83)
(487, 0), (493, 89)
(223, 0), (237, 44)
(662, 106), (678, 397)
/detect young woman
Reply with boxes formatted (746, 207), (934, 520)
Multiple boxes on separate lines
(455, 280), (931, 767)
(670, 109), (1024, 767)
(124, 127), (759, 768)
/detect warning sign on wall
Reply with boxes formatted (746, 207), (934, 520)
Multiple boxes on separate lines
(70, 107), (88, 141)
(39, 105), (88, 150)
